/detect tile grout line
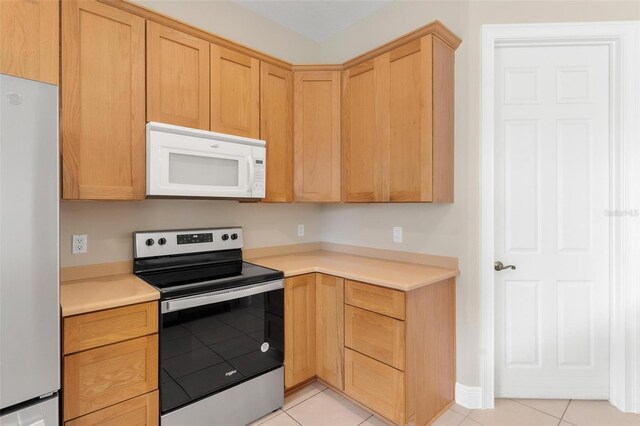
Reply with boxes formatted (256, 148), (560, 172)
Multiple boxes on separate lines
(283, 383), (327, 412)
(559, 399), (572, 424)
(356, 414), (374, 426)
(509, 399), (567, 421)
(283, 411), (304, 426)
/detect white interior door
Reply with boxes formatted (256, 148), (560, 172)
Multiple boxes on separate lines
(494, 44), (610, 399)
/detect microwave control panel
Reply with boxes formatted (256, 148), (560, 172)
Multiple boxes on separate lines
(252, 158), (266, 198)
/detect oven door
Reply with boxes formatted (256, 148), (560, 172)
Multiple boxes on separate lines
(147, 123), (266, 198)
(159, 280), (284, 414)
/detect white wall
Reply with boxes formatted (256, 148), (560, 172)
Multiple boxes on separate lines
(130, 0), (320, 63)
(60, 200), (322, 267)
(62, 0), (640, 391)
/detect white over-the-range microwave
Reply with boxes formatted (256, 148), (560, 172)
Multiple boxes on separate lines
(146, 122), (266, 198)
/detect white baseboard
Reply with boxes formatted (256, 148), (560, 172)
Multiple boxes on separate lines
(455, 383), (483, 409)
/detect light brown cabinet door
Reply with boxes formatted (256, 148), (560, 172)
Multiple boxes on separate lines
(284, 274), (316, 388)
(147, 21), (210, 130)
(64, 391), (158, 426)
(342, 60), (385, 202)
(0, 0), (58, 84)
(293, 71), (341, 202)
(345, 305), (405, 370)
(345, 349), (405, 425)
(315, 274), (344, 389)
(61, 0), (145, 200)
(388, 38), (433, 202)
(63, 335), (158, 421)
(210, 45), (260, 138)
(261, 62), (293, 202)
(64, 302), (158, 355)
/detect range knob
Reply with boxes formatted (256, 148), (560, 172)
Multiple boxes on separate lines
(221, 234), (229, 241)
(231, 233), (238, 240)
(145, 238), (155, 247)
(158, 238), (167, 246)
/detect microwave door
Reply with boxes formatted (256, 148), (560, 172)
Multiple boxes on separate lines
(152, 146), (252, 197)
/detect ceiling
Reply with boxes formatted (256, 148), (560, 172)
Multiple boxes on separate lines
(232, 0), (393, 42)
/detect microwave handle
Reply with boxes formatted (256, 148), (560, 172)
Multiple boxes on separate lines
(247, 156), (256, 190)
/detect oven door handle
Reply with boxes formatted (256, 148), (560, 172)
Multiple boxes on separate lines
(161, 279), (284, 313)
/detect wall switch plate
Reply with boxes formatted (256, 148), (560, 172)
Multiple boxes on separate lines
(393, 227), (403, 243)
(72, 234), (87, 254)
(297, 224), (305, 237)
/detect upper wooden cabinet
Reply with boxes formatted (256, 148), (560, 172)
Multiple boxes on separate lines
(343, 34), (456, 203)
(61, 0), (146, 200)
(0, 0), (58, 84)
(211, 45), (260, 138)
(147, 22), (210, 130)
(261, 62), (293, 202)
(293, 70), (342, 202)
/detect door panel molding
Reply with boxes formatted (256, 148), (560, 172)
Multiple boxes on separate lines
(479, 21), (640, 413)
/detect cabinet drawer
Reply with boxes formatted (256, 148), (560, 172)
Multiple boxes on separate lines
(65, 391), (158, 426)
(345, 305), (405, 370)
(345, 349), (405, 425)
(63, 335), (158, 421)
(64, 302), (158, 354)
(345, 280), (405, 320)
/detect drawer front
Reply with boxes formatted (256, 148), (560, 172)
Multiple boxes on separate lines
(345, 349), (405, 425)
(345, 280), (405, 320)
(64, 302), (158, 354)
(345, 305), (405, 370)
(65, 391), (158, 426)
(64, 335), (158, 421)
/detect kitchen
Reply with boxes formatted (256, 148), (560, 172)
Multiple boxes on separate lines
(3, 2), (637, 421)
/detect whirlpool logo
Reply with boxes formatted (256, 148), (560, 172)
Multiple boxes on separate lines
(225, 369), (238, 377)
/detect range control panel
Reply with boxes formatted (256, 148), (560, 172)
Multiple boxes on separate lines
(134, 227), (243, 258)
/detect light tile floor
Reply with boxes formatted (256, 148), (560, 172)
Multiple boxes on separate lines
(251, 381), (640, 426)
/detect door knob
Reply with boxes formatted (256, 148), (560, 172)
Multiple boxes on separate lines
(494, 261), (516, 271)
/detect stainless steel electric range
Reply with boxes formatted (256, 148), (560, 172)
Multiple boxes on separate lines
(133, 227), (284, 426)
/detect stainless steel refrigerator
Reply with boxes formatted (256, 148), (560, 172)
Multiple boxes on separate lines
(0, 74), (60, 425)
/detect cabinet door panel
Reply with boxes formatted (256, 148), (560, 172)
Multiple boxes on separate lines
(211, 45), (260, 138)
(342, 61), (384, 202)
(64, 391), (158, 426)
(147, 22), (210, 130)
(294, 71), (341, 202)
(389, 39), (433, 202)
(344, 349), (405, 425)
(64, 335), (158, 421)
(261, 63), (293, 202)
(0, 0), (58, 84)
(316, 274), (344, 389)
(61, 0), (145, 200)
(284, 274), (316, 388)
(345, 305), (405, 370)
(64, 302), (158, 355)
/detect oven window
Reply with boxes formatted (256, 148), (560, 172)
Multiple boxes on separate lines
(160, 289), (284, 413)
(168, 153), (239, 186)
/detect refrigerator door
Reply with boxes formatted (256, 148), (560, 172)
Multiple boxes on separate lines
(0, 74), (59, 410)
(0, 396), (58, 426)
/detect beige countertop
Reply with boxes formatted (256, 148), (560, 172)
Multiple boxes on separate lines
(248, 250), (458, 291)
(60, 274), (159, 317)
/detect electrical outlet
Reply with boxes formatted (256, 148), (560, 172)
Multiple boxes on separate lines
(297, 224), (305, 237)
(72, 234), (87, 254)
(393, 226), (403, 243)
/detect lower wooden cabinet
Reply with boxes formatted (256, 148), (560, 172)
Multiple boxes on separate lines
(345, 349), (405, 425)
(284, 274), (455, 425)
(284, 274), (316, 388)
(315, 274), (344, 389)
(62, 301), (159, 423)
(64, 391), (158, 426)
